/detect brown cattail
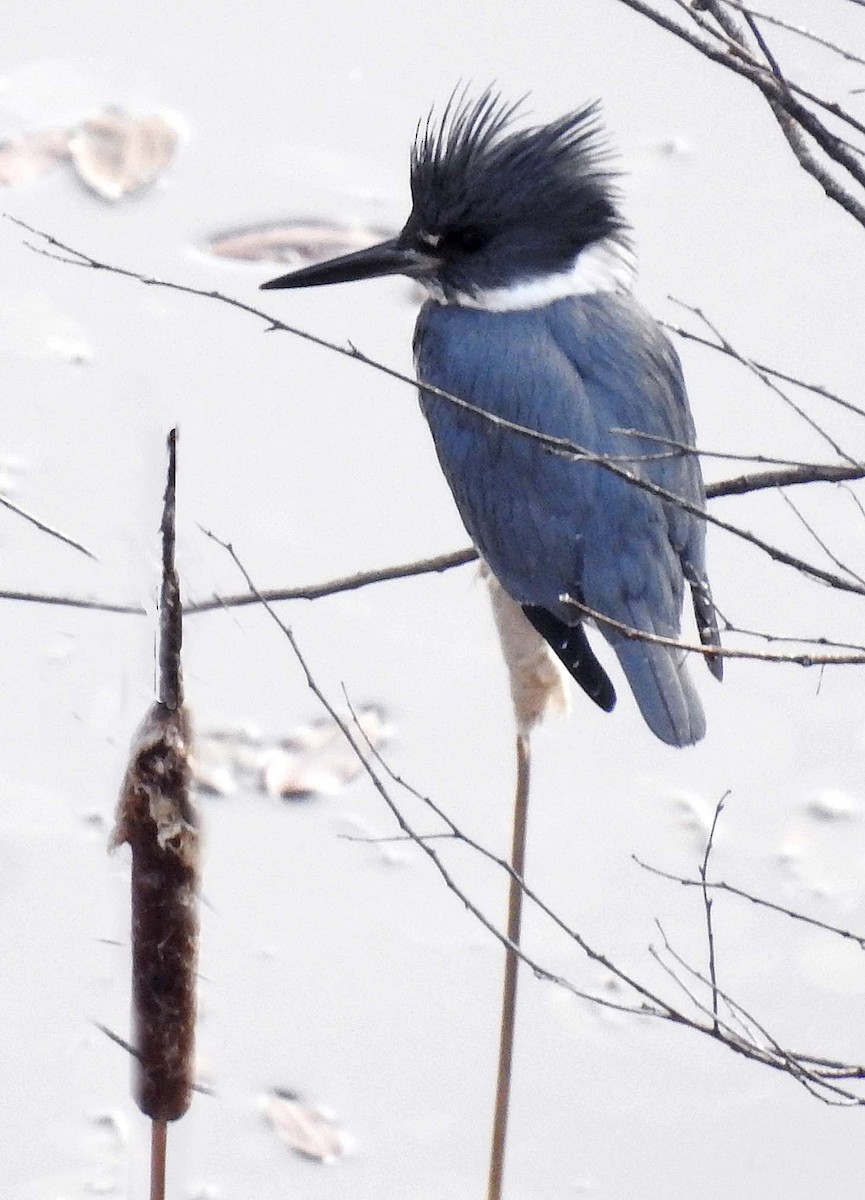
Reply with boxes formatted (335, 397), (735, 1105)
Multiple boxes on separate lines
(111, 701), (198, 1121)
(110, 429), (199, 1126)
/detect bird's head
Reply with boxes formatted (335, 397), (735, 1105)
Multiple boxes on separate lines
(262, 88), (633, 308)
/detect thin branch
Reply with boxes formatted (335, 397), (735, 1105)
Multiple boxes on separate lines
(711, 599), (865, 655)
(374, 712), (865, 1101)
(352, 697), (865, 1094)
(648, 936), (734, 1035)
(635, 857), (865, 950)
(185, 548), (478, 613)
(196, 533), (865, 1102)
(612, 0), (865, 226)
(720, 2), (865, 67)
(5, 462), (865, 636)
(652, 925), (862, 1104)
(778, 489), (865, 588)
(0, 590), (144, 613)
(0, 551), (476, 616)
(11, 219), (865, 604)
(649, 922), (765, 1051)
(740, 8), (787, 79)
(563, 594), (865, 667)
(612, 427), (858, 472)
(686, 0), (865, 146)
(684, 0), (865, 144)
(700, 794), (730, 1032)
(662, 321), (865, 422)
(0, 494), (97, 560)
(205, 529), (684, 1021)
(94, 1021), (141, 1061)
(691, 0), (743, 39)
(705, 462), (865, 497)
(669, 299), (860, 466)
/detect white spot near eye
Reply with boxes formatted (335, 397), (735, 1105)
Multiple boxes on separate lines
(417, 231), (441, 248)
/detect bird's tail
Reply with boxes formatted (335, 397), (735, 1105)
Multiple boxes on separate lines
(610, 635), (706, 747)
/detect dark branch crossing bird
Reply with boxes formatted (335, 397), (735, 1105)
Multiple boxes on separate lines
(262, 89), (723, 746)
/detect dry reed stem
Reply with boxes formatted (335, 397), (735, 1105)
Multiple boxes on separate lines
(150, 1118), (168, 1200)
(487, 733), (531, 1200)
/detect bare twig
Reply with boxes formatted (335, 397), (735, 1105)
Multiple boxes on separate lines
(612, 0), (865, 226)
(741, 8), (786, 79)
(185, 548), (478, 613)
(0, 590), (144, 613)
(705, 463), (865, 497)
(563, 594), (865, 667)
(203, 527), (678, 1020)
(201, 529), (865, 1101)
(669, 299), (860, 466)
(700, 794), (730, 1031)
(662, 320), (865, 422)
(94, 1021), (141, 1061)
(651, 925), (861, 1104)
(612, 427), (860, 472)
(777, 489), (865, 588)
(10, 218), (865, 601)
(635, 856), (865, 950)
(720, 2), (865, 67)
(0, 493), (97, 560)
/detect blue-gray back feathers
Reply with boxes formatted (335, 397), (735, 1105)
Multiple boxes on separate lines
(415, 292), (721, 746)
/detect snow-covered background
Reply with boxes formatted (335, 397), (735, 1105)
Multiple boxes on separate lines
(3, 2), (865, 1196)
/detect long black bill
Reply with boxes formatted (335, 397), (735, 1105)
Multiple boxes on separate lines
(260, 237), (439, 290)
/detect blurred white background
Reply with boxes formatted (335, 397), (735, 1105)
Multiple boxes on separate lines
(3, 2), (865, 1197)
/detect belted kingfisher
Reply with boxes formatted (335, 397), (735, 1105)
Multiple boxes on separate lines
(261, 90), (723, 746)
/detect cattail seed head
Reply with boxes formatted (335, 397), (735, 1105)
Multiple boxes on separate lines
(111, 701), (198, 1122)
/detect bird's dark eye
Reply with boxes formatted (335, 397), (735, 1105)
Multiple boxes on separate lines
(450, 225), (487, 254)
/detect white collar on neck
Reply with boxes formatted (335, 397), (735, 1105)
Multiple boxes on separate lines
(422, 237), (637, 311)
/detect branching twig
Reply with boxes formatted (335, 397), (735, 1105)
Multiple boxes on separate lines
(778, 489), (865, 588)
(192, 528), (865, 1104)
(669, 299), (860, 466)
(613, 0), (865, 226)
(720, 1), (865, 67)
(661, 321), (865, 422)
(635, 856), (865, 950)
(200, 527), (674, 1018)
(9, 218), (865, 608)
(563, 594), (865, 667)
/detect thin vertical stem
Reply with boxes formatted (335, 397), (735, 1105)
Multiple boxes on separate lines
(487, 732), (531, 1200)
(150, 1119), (167, 1200)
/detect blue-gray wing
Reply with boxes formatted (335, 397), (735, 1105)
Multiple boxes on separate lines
(413, 292), (721, 746)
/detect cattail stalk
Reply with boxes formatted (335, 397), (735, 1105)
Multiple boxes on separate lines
(487, 733), (531, 1200)
(483, 564), (566, 1200)
(110, 430), (198, 1197)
